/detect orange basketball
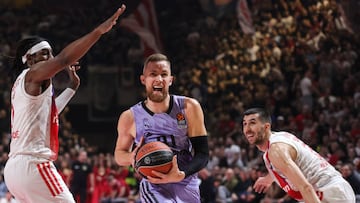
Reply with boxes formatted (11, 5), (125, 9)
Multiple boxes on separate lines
(134, 141), (173, 178)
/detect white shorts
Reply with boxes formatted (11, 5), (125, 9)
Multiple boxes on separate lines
(319, 177), (356, 203)
(4, 155), (75, 203)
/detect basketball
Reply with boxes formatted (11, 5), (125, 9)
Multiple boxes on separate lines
(134, 141), (173, 178)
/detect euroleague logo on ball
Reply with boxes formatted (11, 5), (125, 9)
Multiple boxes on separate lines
(144, 157), (151, 164)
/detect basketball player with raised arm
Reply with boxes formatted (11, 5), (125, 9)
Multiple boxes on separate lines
(4, 5), (126, 203)
(114, 53), (209, 202)
(242, 107), (355, 203)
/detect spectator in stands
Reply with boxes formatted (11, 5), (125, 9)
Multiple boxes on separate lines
(70, 150), (95, 203)
(198, 168), (216, 203)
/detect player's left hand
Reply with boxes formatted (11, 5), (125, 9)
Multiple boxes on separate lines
(147, 155), (185, 184)
(68, 62), (80, 90)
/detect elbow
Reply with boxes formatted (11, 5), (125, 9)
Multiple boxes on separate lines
(114, 151), (122, 166)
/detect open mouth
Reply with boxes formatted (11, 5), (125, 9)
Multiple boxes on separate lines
(153, 86), (163, 92)
(246, 133), (254, 140)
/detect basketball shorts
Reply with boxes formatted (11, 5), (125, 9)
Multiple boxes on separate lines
(318, 177), (356, 203)
(4, 155), (75, 203)
(140, 177), (200, 203)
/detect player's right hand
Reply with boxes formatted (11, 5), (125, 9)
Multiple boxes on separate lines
(253, 176), (273, 193)
(132, 136), (145, 169)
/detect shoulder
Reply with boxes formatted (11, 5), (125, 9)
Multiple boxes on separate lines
(118, 109), (134, 124)
(183, 96), (201, 109)
(270, 131), (294, 142)
(268, 142), (295, 167)
(269, 132), (296, 149)
(183, 96), (205, 124)
(268, 135), (297, 163)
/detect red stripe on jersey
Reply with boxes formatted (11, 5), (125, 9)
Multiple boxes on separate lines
(50, 96), (59, 160)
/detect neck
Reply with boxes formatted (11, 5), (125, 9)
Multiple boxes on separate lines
(145, 95), (171, 114)
(257, 130), (272, 152)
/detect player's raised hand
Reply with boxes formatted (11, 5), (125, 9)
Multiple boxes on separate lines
(96, 4), (126, 34)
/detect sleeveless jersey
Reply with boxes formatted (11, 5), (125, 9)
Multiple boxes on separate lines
(132, 95), (201, 202)
(264, 131), (342, 201)
(131, 95), (194, 170)
(9, 68), (59, 161)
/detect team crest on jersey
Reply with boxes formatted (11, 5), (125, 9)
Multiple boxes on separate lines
(176, 112), (187, 129)
(143, 118), (151, 128)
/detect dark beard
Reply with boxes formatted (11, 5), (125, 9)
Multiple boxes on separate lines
(254, 126), (267, 146)
(147, 91), (168, 103)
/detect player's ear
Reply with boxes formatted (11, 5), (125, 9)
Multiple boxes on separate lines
(265, 122), (271, 130)
(140, 75), (145, 85)
(169, 76), (174, 86)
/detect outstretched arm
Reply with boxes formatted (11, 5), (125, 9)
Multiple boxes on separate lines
(26, 4), (126, 82)
(268, 142), (321, 203)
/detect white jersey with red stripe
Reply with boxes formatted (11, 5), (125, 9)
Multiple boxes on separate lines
(264, 131), (355, 202)
(265, 131), (339, 190)
(9, 68), (56, 161)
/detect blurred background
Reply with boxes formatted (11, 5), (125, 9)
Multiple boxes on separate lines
(0, 0), (360, 202)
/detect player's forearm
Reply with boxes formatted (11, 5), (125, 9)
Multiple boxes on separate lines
(55, 88), (75, 113)
(181, 136), (209, 177)
(56, 29), (102, 67)
(300, 184), (321, 203)
(264, 173), (273, 183)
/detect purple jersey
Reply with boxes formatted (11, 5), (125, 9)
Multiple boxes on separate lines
(131, 95), (200, 202)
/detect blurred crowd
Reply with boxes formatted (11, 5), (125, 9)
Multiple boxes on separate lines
(1, 0), (360, 202)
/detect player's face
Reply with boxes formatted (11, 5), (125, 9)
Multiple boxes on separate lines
(29, 49), (53, 65)
(242, 113), (267, 146)
(141, 61), (173, 103)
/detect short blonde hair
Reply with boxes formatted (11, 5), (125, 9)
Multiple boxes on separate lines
(143, 53), (170, 73)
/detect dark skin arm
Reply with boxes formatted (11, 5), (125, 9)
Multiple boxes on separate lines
(25, 5), (126, 96)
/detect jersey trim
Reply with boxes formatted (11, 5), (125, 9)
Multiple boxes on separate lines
(141, 95), (174, 116)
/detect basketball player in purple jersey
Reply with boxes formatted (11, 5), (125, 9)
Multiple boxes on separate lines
(114, 53), (209, 202)
(4, 5), (126, 203)
(242, 108), (355, 203)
